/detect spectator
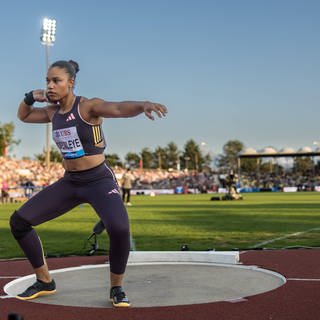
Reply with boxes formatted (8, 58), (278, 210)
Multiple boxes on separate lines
(121, 168), (135, 206)
(1, 179), (9, 203)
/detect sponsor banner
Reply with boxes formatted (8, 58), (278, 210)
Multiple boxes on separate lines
(283, 187), (298, 193)
(132, 189), (175, 195)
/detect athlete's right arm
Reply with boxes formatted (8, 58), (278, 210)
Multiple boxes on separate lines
(17, 90), (54, 123)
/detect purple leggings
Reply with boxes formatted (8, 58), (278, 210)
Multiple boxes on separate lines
(10, 162), (130, 274)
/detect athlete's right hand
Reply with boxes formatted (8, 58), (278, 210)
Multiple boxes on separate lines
(32, 89), (49, 103)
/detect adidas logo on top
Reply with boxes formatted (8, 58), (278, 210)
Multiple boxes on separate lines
(66, 113), (75, 122)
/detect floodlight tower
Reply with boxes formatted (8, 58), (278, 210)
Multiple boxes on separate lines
(40, 18), (56, 168)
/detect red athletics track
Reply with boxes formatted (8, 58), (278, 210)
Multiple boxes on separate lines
(1, 249), (320, 320)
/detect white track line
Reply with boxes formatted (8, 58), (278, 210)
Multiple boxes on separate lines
(252, 227), (320, 248)
(287, 278), (320, 282)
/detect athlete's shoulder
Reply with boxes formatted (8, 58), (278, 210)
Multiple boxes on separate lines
(82, 97), (106, 103)
(78, 97), (104, 123)
(79, 97), (105, 107)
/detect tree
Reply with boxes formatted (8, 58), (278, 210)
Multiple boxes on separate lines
(240, 158), (258, 174)
(35, 145), (62, 163)
(180, 139), (211, 171)
(217, 140), (244, 172)
(154, 146), (166, 169)
(165, 142), (180, 169)
(202, 152), (212, 171)
(141, 147), (154, 169)
(260, 161), (274, 174)
(125, 152), (141, 168)
(181, 139), (201, 170)
(293, 157), (314, 176)
(315, 160), (320, 176)
(272, 163), (284, 176)
(105, 153), (123, 167)
(0, 122), (20, 156)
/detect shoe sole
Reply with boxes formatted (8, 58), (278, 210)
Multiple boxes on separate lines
(110, 298), (131, 308)
(16, 289), (57, 301)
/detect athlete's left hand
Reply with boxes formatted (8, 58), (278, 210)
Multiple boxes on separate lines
(143, 102), (168, 120)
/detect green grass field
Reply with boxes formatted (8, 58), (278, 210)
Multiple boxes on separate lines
(1, 192), (320, 259)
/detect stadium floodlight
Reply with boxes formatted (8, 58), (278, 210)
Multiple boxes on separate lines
(40, 17), (57, 168)
(41, 18), (56, 45)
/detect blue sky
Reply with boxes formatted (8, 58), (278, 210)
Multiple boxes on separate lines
(0, 0), (319, 160)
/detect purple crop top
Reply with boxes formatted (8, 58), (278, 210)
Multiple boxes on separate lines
(52, 96), (106, 159)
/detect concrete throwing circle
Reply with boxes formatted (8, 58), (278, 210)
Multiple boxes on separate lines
(4, 262), (285, 308)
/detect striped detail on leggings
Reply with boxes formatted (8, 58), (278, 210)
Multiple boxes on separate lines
(104, 164), (117, 181)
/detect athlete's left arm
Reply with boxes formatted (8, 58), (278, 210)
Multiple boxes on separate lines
(86, 98), (168, 120)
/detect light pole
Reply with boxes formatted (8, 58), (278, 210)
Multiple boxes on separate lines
(184, 156), (190, 170)
(197, 141), (207, 171)
(176, 152), (181, 171)
(158, 151), (162, 169)
(40, 17), (56, 168)
(195, 153), (198, 171)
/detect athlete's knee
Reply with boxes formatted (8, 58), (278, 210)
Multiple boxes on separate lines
(10, 211), (33, 239)
(109, 223), (130, 239)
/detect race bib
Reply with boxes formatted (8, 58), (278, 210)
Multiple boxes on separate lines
(53, 126), (85, 159)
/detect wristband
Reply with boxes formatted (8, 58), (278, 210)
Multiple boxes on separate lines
(24, 91), (35, 105)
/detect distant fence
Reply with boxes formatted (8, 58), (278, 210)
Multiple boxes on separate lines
(2, 184), (320, 204)
(1, 186), (44, 203)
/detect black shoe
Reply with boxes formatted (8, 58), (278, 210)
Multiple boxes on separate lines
(16, 279), (56, 300)
(110, 286), (130, 307)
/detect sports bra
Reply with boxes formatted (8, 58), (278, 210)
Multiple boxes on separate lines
(52, 96), (106, 159)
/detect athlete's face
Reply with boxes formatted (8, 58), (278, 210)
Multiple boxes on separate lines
(46, 67), (74, 102)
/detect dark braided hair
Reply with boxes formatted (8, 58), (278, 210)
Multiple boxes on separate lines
(49, 60), (80, 79)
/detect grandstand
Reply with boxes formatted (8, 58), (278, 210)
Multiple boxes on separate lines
(239, 146), (320, 159)
(238, 146), (320, 192)
(1, 145), (320, 203)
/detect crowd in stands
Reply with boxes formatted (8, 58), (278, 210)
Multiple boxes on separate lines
(0, 157), (65, 202)
(118, 167), (216, 192)
(239, 172), (320, 192)
(1, 156), (320, 202)
(0, 157), (64, 187)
